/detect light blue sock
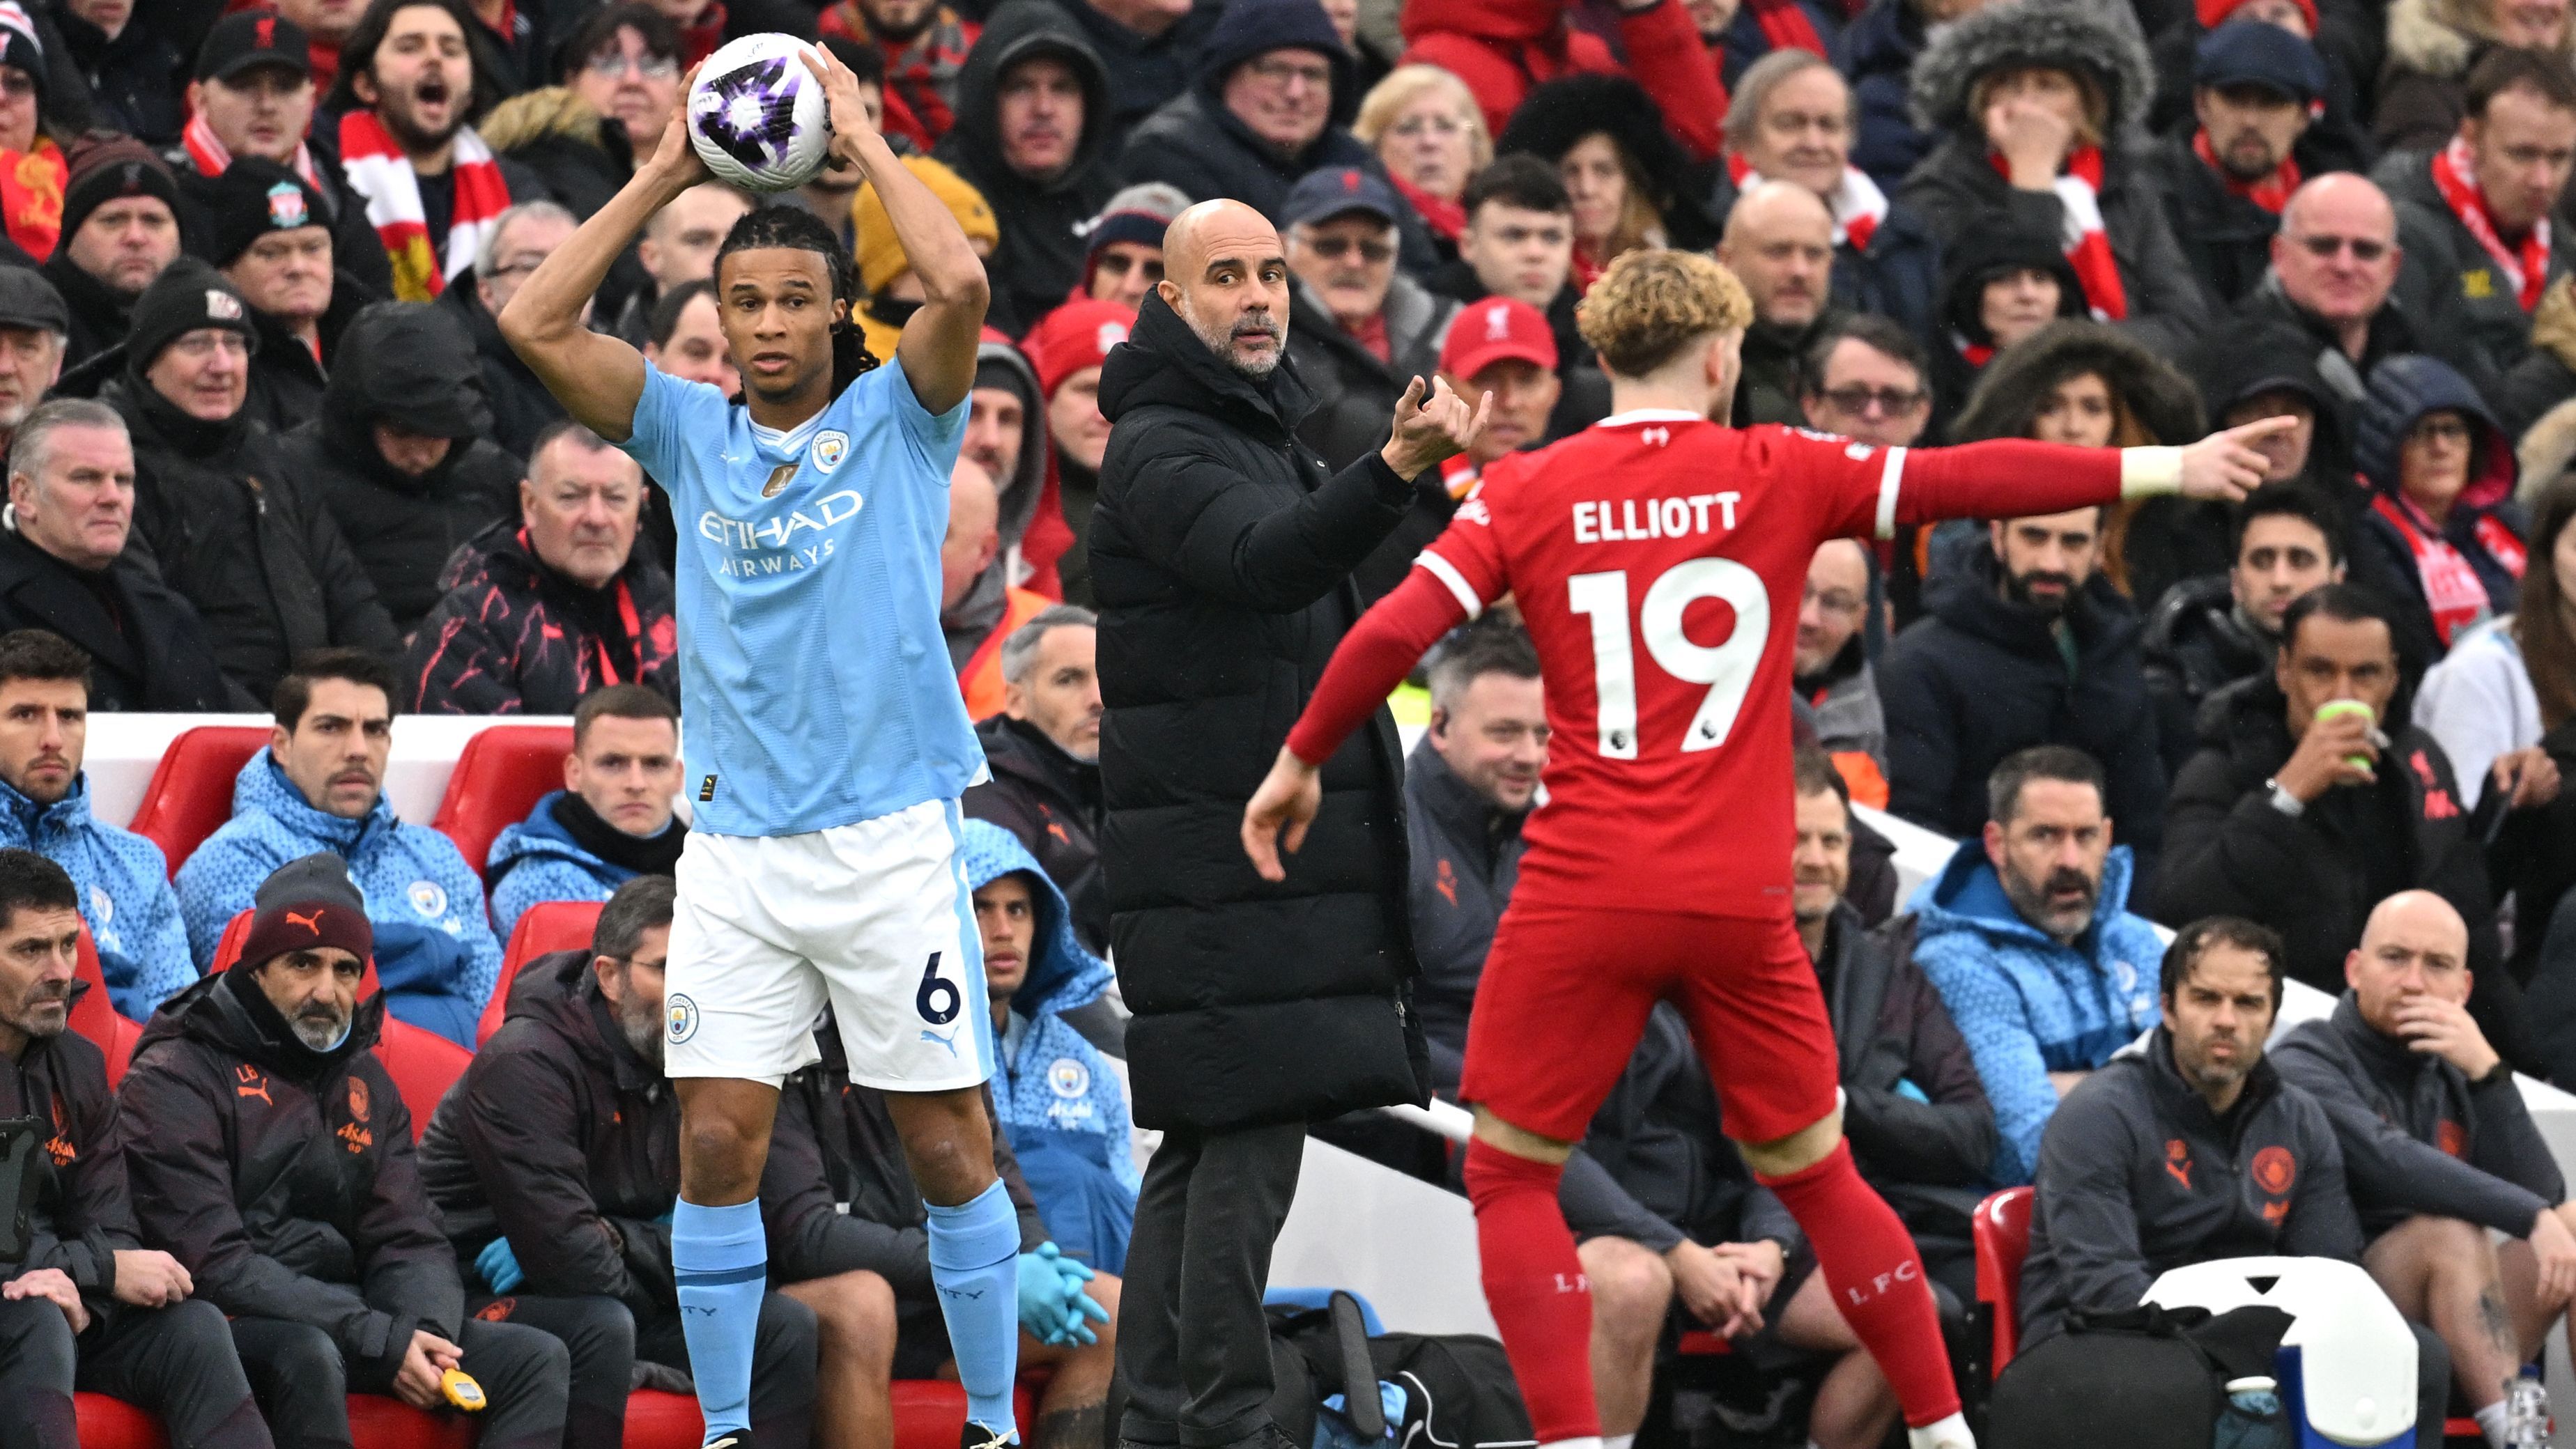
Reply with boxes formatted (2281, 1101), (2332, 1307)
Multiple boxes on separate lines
(672, 1198), (767, 1441)
(926, 1179), (1021, 1439)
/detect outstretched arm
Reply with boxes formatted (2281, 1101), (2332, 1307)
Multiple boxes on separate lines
(498, 65), (705, 442)
(804, 48), (987, 412)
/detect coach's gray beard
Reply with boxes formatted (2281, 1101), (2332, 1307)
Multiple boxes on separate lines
(1178, 294), (1283, 379)
(619, 999), (665, 1070)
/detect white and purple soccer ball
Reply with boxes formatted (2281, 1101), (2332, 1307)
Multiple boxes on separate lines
(686, 33), (833, 193)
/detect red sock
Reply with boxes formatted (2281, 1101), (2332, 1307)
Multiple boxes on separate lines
(1463, 1139), (1601, 1444)
(1757, 1141), (1960, 1429)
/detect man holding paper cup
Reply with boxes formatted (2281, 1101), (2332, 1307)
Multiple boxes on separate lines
(2156, 583), (2555, 1069)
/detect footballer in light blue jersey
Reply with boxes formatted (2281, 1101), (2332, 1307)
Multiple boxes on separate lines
(493, 47), (1097, 1449)
(619, 355), (979, 837)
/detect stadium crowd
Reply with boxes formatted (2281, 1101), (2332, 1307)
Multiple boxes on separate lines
(7, 0), (2576, 1437)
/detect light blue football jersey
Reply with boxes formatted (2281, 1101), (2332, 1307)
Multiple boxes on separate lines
(620, 360), (981, 838)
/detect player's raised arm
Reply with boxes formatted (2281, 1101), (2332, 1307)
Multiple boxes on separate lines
(803, 47), (987, 414)
(498, 65), (707, 442)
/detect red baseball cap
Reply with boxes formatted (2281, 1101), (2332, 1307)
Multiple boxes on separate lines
(1440, 296), (1558, 382)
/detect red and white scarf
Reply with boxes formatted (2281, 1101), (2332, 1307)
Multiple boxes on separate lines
(337, 108), (511, 303)
(1988, 143), (2127, 321)
(1726, 153), (1887, 251)
(2370, 490), (2527, 647)
(2430, 134), (2550, 311)
(2191, 127), (2299, 215)
(181, 110), (325, 194)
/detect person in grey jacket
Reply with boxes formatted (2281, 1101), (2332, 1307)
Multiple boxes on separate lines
(2016, 915), (2452, 1446)
(2272, 890), (2576, 1441)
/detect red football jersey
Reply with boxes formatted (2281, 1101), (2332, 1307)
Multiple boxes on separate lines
(1411, 412), (2124, 916)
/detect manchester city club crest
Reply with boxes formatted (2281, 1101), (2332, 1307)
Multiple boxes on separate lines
(408, 881), (447, 918)
(667, 993), (700, 1043)
(1047, 1057), (1089, 1099)
(811, 430), (850, 474)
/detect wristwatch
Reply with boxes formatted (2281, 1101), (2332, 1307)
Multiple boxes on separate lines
(2264, 777), (2306, 818)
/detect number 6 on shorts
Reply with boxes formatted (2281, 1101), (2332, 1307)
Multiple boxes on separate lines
(916, 952), (961, 1025)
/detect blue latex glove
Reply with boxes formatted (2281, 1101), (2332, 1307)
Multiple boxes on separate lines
(477, 1237), (524, 1294)
(1892, 1078), (1931, 1104)
(1042, 1243), (1109, 1347)
(1017, 1249), (1076, 1342)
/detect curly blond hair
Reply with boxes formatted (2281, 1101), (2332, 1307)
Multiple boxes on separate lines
(1575, 249), (1752, 379)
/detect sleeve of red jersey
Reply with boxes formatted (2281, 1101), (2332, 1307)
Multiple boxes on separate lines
(1282, 504), (1507, 767)
(1800, 434), (2138, 541)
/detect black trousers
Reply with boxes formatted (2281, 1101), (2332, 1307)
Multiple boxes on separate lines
(469, 1294), (637, 1449)
(0, 1295), (269, 1449)
(633, 1290), (820, 1449)
(230, 1313), (569, 1449)
(1115, 1122), (1306, 1449)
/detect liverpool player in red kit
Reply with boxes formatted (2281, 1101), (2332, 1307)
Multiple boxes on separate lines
(1242, 251), (2288, 1449)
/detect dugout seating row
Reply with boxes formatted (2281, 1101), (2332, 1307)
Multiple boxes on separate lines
(65, 894), (1048, 1449)
(129, 724), (576, 890)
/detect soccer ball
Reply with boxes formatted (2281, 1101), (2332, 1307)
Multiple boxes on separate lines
(686, 33), (833, 193)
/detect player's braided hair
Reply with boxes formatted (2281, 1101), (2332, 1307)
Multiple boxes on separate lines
(714, 205), (883, 394)
(1575, 249), (1752, 380)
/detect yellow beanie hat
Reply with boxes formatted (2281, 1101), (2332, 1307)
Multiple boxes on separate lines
(851, 156), (998, 299)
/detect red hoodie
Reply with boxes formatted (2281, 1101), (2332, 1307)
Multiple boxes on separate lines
(1398, 0), (1727, 160)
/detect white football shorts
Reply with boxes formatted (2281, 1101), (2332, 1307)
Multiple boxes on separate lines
(663, 797), (995, 1090)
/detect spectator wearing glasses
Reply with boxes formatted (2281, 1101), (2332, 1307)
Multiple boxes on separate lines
(1118, 0), (1437, 272)
(1279, 166), (1460, 478)
(2235, 173), (2414, 417)
(105, 261), (394, 704)
(1067, 183), (1182, 311)
(2379, 48), (2576, 401)
(475, 4), (679, 325)
(1799, 315), (1932, 450)
(1798, 540), (1885, 777)
(197, 157), (367, 437)
(2349, 355), (2529, 668)
(1426, 155), (1610, 438)
(1352, 65), (1486, 263)
(456, 200), (579, 459)
(1713, 51), (1943, 346)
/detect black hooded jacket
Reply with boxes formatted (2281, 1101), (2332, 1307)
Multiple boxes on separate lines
(2140, 128), (2290, 311)
(446, 284), (568, 463)
(1091, 288), (1428, 1131)
(417, 950), (679, 1321)
(2152, 675), (2522, 1061)
(108, 373), (397, 702)
(42, 245), (140, 375)
(2272, 991), (2561, 1241)
(935, 1), (1124, 334)
(0, 1002), (141, 1326)
(238, 273), (374, 438)
(118, 974), (461, 1380)
(1879, 545), (2169, 866)
(759, 1014), (1045, 1299)
(2141, 575), (2274, 778)
(281, 302), (525, 636)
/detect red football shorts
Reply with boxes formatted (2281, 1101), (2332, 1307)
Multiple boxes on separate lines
(1458, 902), (1842, 1145)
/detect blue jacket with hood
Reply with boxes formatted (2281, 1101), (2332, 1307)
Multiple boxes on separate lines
(1909, 838), (2165, 1186)
(961, 821), (1136, 1266)
(484, 790), (674, 939)
(0, 773), (192, 1021)
(173, 748), (501, 1047)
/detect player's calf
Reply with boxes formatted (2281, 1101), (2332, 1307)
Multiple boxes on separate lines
(780, 1270), (897, 1449)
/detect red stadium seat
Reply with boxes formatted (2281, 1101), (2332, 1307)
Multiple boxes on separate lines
(890, 1379), (1042, 1449)
(128, 727), (270, 881)
(75, 1390), (169, 1449)
(481, 901), (604, 1046)
(346, 1393), (475, 1449)
(375, 1016), (472, 1139)
(431, 726), (574, 886)
(68, 923), (144, 1087)
(1972, 1186), (2032, 1377)
(622, 1388), (703, 1449)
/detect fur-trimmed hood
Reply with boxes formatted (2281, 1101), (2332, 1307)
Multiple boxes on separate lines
(475, 85), (608, 154)
(1948, 318), (2203, 444)
(2384, 0), (2570, 76)
(1496, 72), (1704, 228)
(1908, 0), (2155, 139)
(2520, 394), (2576, 509)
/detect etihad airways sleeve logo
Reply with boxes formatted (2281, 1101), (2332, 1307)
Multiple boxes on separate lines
(700, 489), (865, 575)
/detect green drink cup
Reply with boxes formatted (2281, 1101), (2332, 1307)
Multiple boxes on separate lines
(2313, 698), (2376, 770)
